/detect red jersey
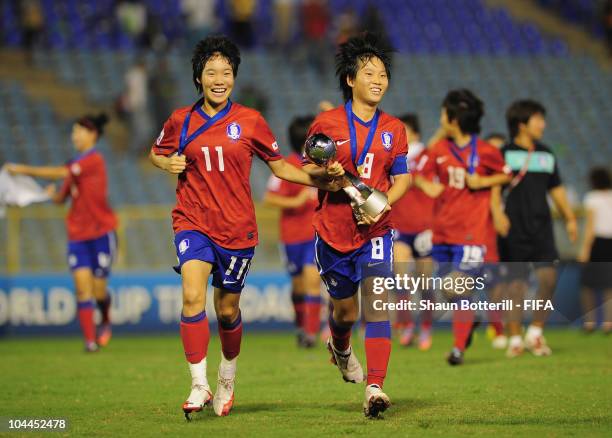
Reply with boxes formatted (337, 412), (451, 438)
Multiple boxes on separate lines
(307, 106), (409, 252)
(266, 153), (317, 244)
(422, 137), (510, 246)
(59, 149), (117, 241)
(152, 101), (281, 249)
(391, 142), (435, 234)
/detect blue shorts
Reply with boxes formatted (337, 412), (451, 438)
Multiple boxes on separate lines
(283, 239), (315, 276)
(432, 244), (485, 278)
(67, 231), (117, 278)
(174, 230), (255, 293)
(394, 229), (433, 258)
(314, 231), (394, 300)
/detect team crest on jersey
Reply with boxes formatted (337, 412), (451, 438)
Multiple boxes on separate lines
(71, 163), (81, 175)
(226, 122), (241, 140)
(381, 131), (393, 151)
(178, 239), (190, 255)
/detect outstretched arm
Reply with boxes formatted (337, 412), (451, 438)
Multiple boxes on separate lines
(6, 164), (68, 180)
(267, 159), (341, 191)
(263, 189), (312, 209)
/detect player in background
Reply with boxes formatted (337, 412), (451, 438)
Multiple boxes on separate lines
(390, 113), (435, 350)
(264, 115), (322, 348)
(149, 36), (339, 419)
(302, 33), (411, 417)
(483, 132), (508, 349)
(417, 89), (511, 366)
(7, 114), (116, 352)
(495, 100), (577, 358)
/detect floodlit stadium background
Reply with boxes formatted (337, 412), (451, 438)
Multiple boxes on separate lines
(0, 0), (611, 334)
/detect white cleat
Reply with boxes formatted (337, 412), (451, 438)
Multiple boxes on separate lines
(363, 384), (391, 418)
(182, 384), (212, 420)
(525, 334), (552, 356)
(506, 336), (525, 358)
(492, 335), (508, 350)
(213, 372), (235, 416)
(326, 338), (365, 384)
(213, 356), (236, 416)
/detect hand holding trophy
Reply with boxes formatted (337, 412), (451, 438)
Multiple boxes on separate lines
(304, 133), (389, 223)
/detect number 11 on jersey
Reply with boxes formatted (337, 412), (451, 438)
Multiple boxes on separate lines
(202, 146), (224, 171)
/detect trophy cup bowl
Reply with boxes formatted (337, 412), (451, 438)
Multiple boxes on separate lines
(304, 133), (389, 218)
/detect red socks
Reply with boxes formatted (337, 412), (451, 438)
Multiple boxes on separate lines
(218, 311), (243, 360)
(180, 311), (210, 364)
(365, 321), (391, 388)
(77, 300), (96, 344)
(452, 308), (475, 351)
(303, 296), (322, 337)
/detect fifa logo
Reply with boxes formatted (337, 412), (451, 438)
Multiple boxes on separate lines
(227, 122), (242, 140)
(381, 132), (393, 151)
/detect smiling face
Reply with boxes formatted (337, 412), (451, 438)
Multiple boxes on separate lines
(198, 53), (235, 108)
(347, 56), (389, 106)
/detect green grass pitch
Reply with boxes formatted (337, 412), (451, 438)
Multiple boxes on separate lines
(1, 329), (611, 437)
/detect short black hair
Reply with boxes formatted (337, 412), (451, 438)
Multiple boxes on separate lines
(335, 32), (393, 102)
(442, 89), (484, 135)
(192, 35), (241, 94)
(288, 115), (315, 154)
(506, 99), (546, 139)
(589, 167), (612, 190)
(484, 132), (506, 143)
(76, 113), (109, 137)
(398, 113), (420, 135)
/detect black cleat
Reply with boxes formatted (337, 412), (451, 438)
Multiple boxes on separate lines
(447, 347), (464, 366)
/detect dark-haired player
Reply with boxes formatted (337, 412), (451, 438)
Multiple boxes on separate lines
(496, 100), (576, 357)
(302, 32), (411, 417)
(149, 35), (338, 418)
(417, 89), (511, 366)
(7, 114), (117, 352)
(390, 113), (435, 350)
(264, 115), (322, 347)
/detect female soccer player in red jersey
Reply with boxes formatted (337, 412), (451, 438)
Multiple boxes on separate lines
(149, 35), (339, 419)
(264, 115), (323, 348)
(7, 114), (117, 352)
(302, 33), (412, 418)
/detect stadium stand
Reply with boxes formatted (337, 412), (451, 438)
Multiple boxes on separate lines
(1, 0), (611, 272)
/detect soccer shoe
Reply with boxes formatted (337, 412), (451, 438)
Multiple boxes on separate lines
(491, 335), (508, 350)
(96, 323), (112, 347)
(326, 338), (365, 383)
(84, 341), (99, 353)
(213, 372), (235, 416)
(182, 384), (212, 420)
(399, 326), (415, 347)
(418, 329), (432, 351)
(524, 334), (552, 356)
(446, 347), (464, 366)
(506, 339), (525, 358)
(363, 384), (391, 418)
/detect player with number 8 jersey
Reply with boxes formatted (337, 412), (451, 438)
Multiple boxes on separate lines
(150, 35), (338, 420)
(302, 33), (411, 418)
